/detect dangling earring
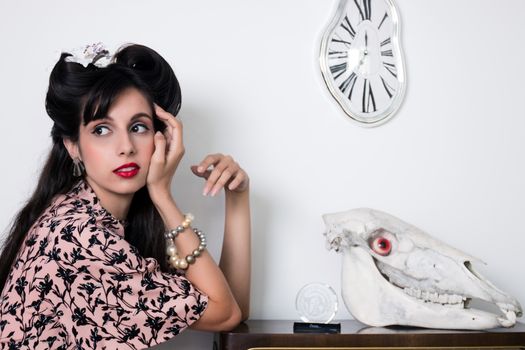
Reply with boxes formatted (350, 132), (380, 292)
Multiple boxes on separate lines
(72, 158), (85, 177)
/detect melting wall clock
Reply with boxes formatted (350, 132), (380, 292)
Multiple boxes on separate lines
(320, 0), (406, 126)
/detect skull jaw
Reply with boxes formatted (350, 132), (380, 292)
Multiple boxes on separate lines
(341, 248), (517, 329)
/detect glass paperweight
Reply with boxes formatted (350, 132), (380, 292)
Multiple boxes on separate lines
(295, 282), (338, 323)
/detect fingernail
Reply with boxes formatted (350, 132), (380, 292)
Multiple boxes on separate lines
(198, 166), (204, 173)
(211, 189), (218, 197)
(203, 188), (208, 196)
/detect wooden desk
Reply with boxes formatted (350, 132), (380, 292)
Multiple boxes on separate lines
(215, 320), (525, 350)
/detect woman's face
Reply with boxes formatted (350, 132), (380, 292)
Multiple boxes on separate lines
(73, 87), (156, 203)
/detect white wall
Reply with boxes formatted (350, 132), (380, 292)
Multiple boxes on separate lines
(1, 0), (524, 348)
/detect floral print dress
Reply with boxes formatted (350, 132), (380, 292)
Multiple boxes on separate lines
(0, 179), (208, 349)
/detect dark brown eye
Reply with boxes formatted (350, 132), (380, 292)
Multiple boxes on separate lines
(370, 236), (392, 256)
(92, 125), (109, 136)
(131, 123), (148, 133)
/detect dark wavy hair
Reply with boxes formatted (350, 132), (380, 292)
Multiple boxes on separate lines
(0, 43), (181, 291)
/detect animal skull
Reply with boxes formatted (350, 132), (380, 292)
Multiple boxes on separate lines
(323, 208), (522, 329)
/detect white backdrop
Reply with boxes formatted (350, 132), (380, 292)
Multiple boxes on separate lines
(1, 0), (524, 348)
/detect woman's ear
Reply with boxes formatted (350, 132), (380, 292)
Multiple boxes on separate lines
(63, 138), (80, 160)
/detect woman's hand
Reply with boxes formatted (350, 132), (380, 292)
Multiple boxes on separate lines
(147, 104), (185, 199)
(191, 154), (249, 196)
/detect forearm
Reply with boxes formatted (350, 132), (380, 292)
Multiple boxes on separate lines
(150, 190), (241, 329)
(220, 188), (251, 321)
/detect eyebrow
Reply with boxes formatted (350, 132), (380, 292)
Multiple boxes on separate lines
(102, 112), (152, 122)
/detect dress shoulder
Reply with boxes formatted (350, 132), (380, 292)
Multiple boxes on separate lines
(0, 181), (208, 349)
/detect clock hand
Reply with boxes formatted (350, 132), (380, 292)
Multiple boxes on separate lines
(364, 31), (369, 57)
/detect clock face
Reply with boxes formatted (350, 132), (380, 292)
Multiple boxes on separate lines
(320, 0), (406, 126)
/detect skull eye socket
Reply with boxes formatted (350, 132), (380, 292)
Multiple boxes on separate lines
(371, 236), (392, 256)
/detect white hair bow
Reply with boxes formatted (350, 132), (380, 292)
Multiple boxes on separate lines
(64, 42), (112, 68)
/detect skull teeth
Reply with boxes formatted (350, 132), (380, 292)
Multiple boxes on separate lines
(402, 289), (521, 321)
(403, 287), (465, 306)
(496, 302), (522, 321)
(497, 310), (517, 327)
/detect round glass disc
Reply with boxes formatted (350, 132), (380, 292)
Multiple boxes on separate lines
(295, 282), (338, 323)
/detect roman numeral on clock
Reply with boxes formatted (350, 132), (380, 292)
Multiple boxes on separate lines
(383, 62), (397, 77)
(381, 50), (393, 57)
(378, 12), (388, 30)
(339, 72), (358, 100)
(331, 34), (352, 47)
(381, 76), (395, 98)
(330, 62), (347, 80)
(362, 79), (376, 113)
(328, 50), (349, 59)
(341, 15), (356, 39)
(380, 37), (391, 47)
(354, 0), (372, 21)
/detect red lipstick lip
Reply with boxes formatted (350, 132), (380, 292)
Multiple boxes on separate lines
(114, 168), (139, 178)
(113, 163), (140, 172)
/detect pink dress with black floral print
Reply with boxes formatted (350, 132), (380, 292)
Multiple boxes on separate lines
(0, 179), (208, 349)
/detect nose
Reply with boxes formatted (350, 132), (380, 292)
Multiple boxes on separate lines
(117, 132), (136, 156)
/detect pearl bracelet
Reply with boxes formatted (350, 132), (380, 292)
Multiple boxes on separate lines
(164, 214), (207, 271)
(164, 213), (194, 240)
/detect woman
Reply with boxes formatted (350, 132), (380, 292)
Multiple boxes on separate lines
(0, 42), (251, 349)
